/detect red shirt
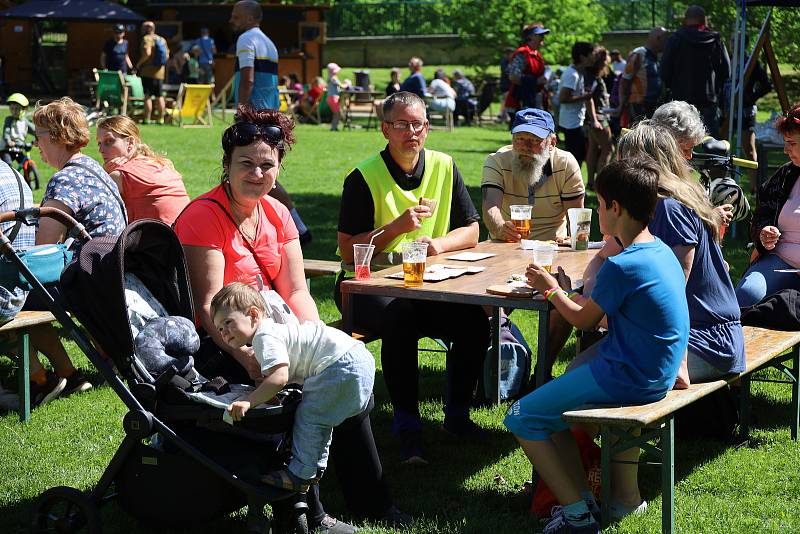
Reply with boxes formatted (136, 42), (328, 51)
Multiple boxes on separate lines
(173, 184), (299, 288)
(116, 157), (190, 225)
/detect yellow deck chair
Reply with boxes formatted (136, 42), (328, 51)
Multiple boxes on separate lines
(168, 83), (214, 127)
(277, 85), (296, 118)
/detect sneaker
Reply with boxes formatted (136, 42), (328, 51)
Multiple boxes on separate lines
(542, 511), (600, 534)
(63, 370), (92, 396)
(610, 499), (647, 521)
(550, 504), (600, 526)
(30, 372), (66, 407)
(379, 505), (412, 528)
(397, 431), (428, 465)
(442, 416), (489, 438)
(310, 515), (358, 534)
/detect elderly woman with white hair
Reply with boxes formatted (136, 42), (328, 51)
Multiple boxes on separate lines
(650, 100), (738, 226)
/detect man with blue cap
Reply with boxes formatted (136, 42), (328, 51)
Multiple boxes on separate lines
(482, 108), (584, 242)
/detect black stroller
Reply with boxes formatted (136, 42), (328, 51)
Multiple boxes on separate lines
(5, 214), (308, 533)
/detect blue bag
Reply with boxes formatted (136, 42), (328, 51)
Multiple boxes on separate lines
(151, 37), (168, 67)
(483, 316), (532, 401)
(0, 243), (73, 291)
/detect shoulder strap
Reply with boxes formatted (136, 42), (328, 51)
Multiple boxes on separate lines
(5, 166), (26, 242)
(197, 196), (273, 286)
(63, 160), (128, 223)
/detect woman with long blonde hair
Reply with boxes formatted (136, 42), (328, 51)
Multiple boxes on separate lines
(616, 121), (744, 384)
(96, 116), (189, 224)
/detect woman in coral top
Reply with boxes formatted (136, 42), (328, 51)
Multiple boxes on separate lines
(95, 116), (189, 225)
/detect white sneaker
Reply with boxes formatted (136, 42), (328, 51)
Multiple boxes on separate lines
(611, 500), (647, 521)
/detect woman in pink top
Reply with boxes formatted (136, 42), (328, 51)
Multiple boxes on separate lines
(736, 103), (800, 306)
(96, 116), (189, 225)
(172, 105), (409, 532)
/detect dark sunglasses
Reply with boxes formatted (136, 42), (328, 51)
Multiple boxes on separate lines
(222, 122), (283, 150)
(786, 111), (800, 126)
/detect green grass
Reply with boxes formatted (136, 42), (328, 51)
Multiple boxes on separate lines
(1, 115), (799, 533)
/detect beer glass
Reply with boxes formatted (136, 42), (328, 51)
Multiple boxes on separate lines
(532, 242), (556, 273)
(509, 205), (533, 239)
(401, 241), (428, 287)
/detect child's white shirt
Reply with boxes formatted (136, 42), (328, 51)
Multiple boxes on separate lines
(251, 319), (362, 385)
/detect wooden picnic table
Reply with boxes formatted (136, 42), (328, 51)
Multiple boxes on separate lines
(340, 240), (599, 404)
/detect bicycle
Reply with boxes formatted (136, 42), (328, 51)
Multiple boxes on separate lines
(0, 142), (40, 190)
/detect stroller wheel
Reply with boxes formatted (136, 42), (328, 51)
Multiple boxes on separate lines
(31, 486), (102, 533)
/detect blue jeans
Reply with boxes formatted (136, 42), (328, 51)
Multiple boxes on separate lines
(735, 253), (800, 307)
(289, 345), (375, 480)
(504, 355), (613, 441)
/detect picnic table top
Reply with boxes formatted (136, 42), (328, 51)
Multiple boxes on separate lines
(340, 240), (598, 311)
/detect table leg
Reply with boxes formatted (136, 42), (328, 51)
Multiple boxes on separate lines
(341, 290), (353, 336)
(534, 307), (550, 387)
(18, 332), (30, 423)
(491, 307), (502, 405)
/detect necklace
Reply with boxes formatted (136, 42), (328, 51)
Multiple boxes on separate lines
(239, 208), (259, 242)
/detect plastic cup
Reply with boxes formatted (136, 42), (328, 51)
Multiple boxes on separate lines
(568, 207), (593, 250)
(532, 242), (557, 272)
(401, 242), (428, 287)
(720, 224), (728, 241)
(353, 244), (375, 280)
(509, 204), (533, 240)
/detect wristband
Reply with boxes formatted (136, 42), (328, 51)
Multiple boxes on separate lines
(543, 287), (561, 301)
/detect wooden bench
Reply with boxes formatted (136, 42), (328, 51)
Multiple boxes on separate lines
(0, 310), (58, 422)
(562, 326), (800, 533)
(303, 259), (340, 290)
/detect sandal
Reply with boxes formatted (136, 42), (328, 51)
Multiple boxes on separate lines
(261, 468), (311, 492)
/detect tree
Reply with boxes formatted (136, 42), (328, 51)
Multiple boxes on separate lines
(448, 0), (608, 66)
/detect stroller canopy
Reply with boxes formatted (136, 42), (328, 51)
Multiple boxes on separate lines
(61, 220), (194, 370)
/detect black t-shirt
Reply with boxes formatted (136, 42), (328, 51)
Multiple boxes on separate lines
(338, 147), (480, 236)
(103, 39), (129, 73)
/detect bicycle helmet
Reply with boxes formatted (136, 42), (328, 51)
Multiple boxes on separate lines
(7, 93), (29, 107)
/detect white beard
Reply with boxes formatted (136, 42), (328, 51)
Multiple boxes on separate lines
(512, 150), (550, 189)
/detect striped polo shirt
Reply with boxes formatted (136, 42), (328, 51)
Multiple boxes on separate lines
(233, 27), (279, 110)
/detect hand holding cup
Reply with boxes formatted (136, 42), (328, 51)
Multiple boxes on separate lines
(760, 225), (781, 250)
(526, 262), (558, 293)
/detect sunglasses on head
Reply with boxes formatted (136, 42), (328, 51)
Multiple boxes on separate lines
(786, 111), (800, 126)
(223, 122), (283, 149)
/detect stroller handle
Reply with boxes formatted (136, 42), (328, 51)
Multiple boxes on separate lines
(0, 207), (91, 242)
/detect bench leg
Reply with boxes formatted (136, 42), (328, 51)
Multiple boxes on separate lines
(739, 374), (751, 442)
(600, 425), (612, 528)
(17, 332), (31, 423)
(792, 345), (800, 441)
(661, 416), (675, 534)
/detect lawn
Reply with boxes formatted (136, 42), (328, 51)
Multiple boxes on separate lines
(1, 115), (799, 534)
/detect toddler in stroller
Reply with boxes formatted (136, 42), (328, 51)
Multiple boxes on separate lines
(31, 219), (310, 533)
(211, 282), (375, 492)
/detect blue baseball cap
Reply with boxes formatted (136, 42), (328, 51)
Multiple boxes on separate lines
(511, 108), (555, 138)
(523, 25), (550, 38)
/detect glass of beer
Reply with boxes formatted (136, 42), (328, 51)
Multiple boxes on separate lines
(401, 241), (428, 288)
(509, 205), (533, 239)
(532, 242), (557, 273)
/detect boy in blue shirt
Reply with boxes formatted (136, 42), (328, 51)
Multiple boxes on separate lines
(505, 158), (689, 533)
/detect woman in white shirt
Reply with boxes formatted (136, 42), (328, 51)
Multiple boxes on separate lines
(428, 68), (456, 112)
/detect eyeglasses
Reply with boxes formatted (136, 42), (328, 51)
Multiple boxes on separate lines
(786, 111), (800, 126)
(385, 120), (427, 133)
(222, 122), (283, 150)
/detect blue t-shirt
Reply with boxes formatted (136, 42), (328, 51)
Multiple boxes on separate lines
(590, 238), (689, 404)
(399, 72), (426, 97)
(103, 39), (129, 73)
(649, 197), (745, 374)
(195, 36), (215, 65)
